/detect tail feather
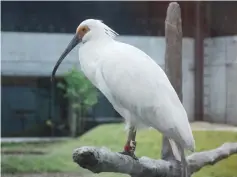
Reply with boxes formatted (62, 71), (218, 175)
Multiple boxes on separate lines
(168, 139), (181, 161)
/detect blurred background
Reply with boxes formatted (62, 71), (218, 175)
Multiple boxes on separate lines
(1, 1), (237, 177)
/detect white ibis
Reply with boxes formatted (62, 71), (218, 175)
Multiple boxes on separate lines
(52, 19), (195, 177)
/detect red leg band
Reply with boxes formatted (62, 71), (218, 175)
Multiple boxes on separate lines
(124, 145), (131, 152)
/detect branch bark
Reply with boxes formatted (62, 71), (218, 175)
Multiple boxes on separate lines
(164, 1), (182, 101)
(162, 0), (183, 165)
(73, 142), (237, 177)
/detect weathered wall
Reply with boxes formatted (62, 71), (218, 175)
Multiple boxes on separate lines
(204, 36), (237, 125)
(1, 32), (195, 121)
(3, 32), (237, 125)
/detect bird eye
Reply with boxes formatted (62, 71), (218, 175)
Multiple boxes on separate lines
(82, 27), (86, 32)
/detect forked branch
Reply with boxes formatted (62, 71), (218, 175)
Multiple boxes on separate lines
(72, 142), (237, 177)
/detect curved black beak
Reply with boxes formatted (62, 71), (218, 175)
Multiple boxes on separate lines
(51, 34), (81, 82)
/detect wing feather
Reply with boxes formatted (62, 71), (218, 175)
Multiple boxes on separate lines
(97, 42), (195, 150)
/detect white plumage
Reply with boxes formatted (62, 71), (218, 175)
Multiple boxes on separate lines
(78, 19), (195, 152)
(52, 19), (195, 177)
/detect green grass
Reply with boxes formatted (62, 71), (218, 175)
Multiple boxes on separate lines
(1, 123), (237, 177)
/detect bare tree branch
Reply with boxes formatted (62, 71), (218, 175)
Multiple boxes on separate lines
(187, 142), (237, 173)
(162, 1), (183, 164)
(164, 1), (182, 101)
(72, 142), (237, 177)
(72, 146), (181, 177)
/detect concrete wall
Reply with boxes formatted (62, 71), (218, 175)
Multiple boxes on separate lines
(1, 32), (195, 121)
(3, 32), (237, 125)
(204, 36), (237, 125)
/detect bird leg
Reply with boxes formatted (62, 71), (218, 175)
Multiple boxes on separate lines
(119, 126), (138, 160)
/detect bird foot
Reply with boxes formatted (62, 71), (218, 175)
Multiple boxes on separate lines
(119, 140), (138, 160)
(118, 151), (138, 160)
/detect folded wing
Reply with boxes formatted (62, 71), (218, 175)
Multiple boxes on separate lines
(97, 42), (195, 150)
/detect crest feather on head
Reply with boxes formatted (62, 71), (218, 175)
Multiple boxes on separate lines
(81, 19), (119, 39)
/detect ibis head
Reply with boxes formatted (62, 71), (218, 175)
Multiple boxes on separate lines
(51, 19), (117, 81)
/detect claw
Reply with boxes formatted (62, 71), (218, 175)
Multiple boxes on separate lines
(119, 151), (138, 160)
(119, 140), (138, 160)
